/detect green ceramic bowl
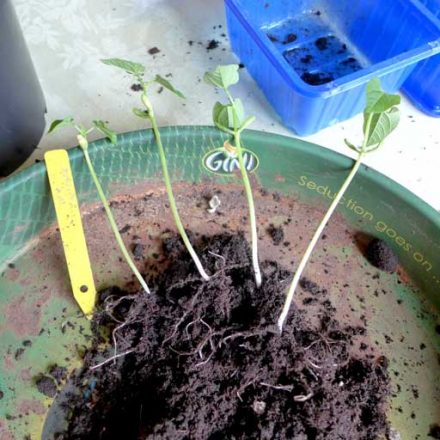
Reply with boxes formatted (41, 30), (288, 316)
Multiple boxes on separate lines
(0, 127), (438, 439)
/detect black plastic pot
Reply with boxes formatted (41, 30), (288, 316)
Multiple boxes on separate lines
(0, 0), (46, 176)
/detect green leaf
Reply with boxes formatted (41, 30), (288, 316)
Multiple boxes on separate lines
(364, 107), (400, 147)
(365, 78), (401, 113)
(212, 99), (245, 131)
(213, 102), (232, 129)
(132, 108), (149, 119)
(48, 117), (74, 134)
(204, 65), (240, 90)
(154, 75), (185, 99)
(233, 98), (244, 126)
(344, 139), (360, 152)
(92, 120), (117, 144)
(101, 58), (145, 76)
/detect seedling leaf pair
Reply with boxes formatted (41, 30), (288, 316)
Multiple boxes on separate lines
(101, 58), (185, 99)
(49, 118), (117, 145)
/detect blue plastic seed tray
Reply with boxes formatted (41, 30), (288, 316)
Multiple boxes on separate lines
(225, 0), (440, 135)
(403, 0), (440, 117)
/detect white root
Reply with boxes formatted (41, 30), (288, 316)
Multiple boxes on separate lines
(260, 382), (294, 392)
(293, 392), (313, 402)
(89, 349), (135, 371)
(208, 251), (226, 264)
(207, 195), (221, 214)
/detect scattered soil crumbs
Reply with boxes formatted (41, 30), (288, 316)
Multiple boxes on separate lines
(130, 83), (142, 92)
(429, 424), (440, 439)
(206, 39), (220, 50)
(148, 47), (160, 55)
(366, 239), (398, 273)
(35, 375), (57, 398)
(49, 365), (68, 385)
(53, 233), (391, 440)
(267, 224), (284, 245)
(132, 243), (145, 260)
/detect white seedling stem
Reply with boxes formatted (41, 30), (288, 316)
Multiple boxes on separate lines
(226, 90), (262, 287)
(79, 137), (151, 294)
(277, 114), (373, 333)
(234, 131), (262, 287)
(141, 95), (210, 281)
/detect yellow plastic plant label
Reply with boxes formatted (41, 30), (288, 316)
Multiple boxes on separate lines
(45, 149), (96, 316)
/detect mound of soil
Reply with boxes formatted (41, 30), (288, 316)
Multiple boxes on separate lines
(366, 239), (398, 273)
(54, 233), (391, 440)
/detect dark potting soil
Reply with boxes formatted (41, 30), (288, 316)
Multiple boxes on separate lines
(49, 365), (68, 385)
(267, 224), (284, 246)
(366, 239), (398, 273)
(36, 375), (58, 398)
(54, 233), (390, 440)
(132, 242), (146, 260)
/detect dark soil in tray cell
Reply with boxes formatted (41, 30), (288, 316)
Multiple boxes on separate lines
(315, 36), (330, 51)
(267, 33), (279, 43)
(301, 71), (335, 86)
(281, 31), (363, 85)
(283, 33), (297, 44)
(300, 54), (313, 64)
(54, 233), (391, 440)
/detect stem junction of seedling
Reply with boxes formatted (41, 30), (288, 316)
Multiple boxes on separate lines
(101, 58), (210, 281)
(278, 78), (401, 333)
(204, 64), (262, 287)
(48, 117), (151, 294)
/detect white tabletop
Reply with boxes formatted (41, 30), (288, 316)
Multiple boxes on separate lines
(14, 0), (440, 210)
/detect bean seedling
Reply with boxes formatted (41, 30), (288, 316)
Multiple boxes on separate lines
(48, 118), (151, 294)
(101, 58), (210, 281)
(204, 64), (262, 287)
(278, 78), (401, 332)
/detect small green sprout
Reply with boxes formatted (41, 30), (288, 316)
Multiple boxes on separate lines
(278, 78), (401, 333)
(204, 64), (262, 287)
(48, 118), (151, 294)
(101, 58), (210, 281)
